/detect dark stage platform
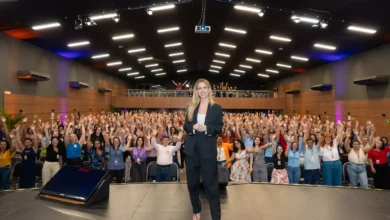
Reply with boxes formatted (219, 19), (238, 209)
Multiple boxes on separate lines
(1, 183), (389, 220)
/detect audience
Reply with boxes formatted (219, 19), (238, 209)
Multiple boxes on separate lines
(0, 139), (15, 190)
(222, 139), (251, 183)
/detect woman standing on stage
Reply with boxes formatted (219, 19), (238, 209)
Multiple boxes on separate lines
(184, 78), (223, 220)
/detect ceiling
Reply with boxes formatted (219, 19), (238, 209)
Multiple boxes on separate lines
(1, 0), (389, 84)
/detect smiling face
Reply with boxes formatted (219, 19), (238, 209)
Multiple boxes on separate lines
(254, 137), (261, 146)
(196, 82), (210, 99)
(277, 146), (283, 154)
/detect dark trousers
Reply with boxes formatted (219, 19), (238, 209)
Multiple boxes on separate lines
(67, 158), (82, 167)
(109, 169), (124, 183)
(131, 162), (146, 182)
(186, 143), (221, 220)
(373, 164), (390, 189)
(0, 166), (10, 190)
(304, 169), (320, 184)
(156, 165), (172, 182)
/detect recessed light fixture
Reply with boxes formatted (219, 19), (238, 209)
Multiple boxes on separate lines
(173, 59), (185, 63)
(209, 69), (219, 73)
(234, 5), (261, 13)
(246, 58), (261, 63)
(213, 60), (226, 64)
(277, 63), (292, 68)
(138, 57), (153, 62)
(128, 48), (146, 53)
(219, 43), (237, 48)
(169, 52), (184, 57)
(91, 53), (109, 59)
(127, 72), (139, 76)
(135, 76), (145, 79)
(230, 73), (241, 77)
(291, 55), (309, 61)
(266, 69), (279, 73)
(157, 27), (180, 33)
(258, 73), (269, 78)
(107, 61), (122, 66)
(156, 73), (166, 76)
(151, 69), (163, 72)
(234, 69), (245, 73)
(112, 34), (134, 40)
(150, 4), (175, 11)
(239, 64), (252, 69)
(347, 25), (377, 34)
(215, 52), (230, 58)
(314, 43), (336, 50)
(291, 15), (319, 24)
(255, 49), (273, 55)
(210, 65), (222, 69)
(145, 63), (159, 68)
(90, 13), (118, 21)
(165, 42), (182, 48)
(32, 22), (61, 30)
(119, 67), (132, 72)
(224, 27), (247, 34)
(177, 69), (187, 73)
(67, 41), (90, 47)
(270, 35), (292, 42)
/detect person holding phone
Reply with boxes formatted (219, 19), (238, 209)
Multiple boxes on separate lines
(183, 78), (223, 220)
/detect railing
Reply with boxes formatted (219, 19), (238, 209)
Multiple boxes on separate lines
(127, 89), (278, 98)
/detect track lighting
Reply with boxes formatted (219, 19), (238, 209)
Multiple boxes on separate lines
(258, 9), (265, 17)
(320, 20), (328, 29)
(84, 17), (96, 26)
(74, 16), (83, 30)
(146, 9), (153, 15)
(113, 14), (120, 23)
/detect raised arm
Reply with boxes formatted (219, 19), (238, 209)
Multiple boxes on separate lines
(1, 117), (9, 137)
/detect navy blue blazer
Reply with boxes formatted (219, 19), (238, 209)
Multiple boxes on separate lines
(183, 103), (223, 158)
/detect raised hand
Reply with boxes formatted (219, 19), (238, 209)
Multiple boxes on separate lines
(1, 117), (5, 123)
(23, 117), (28, 123)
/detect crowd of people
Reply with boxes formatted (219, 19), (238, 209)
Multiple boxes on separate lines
(0, 110), (389, 191)
(172, 81), (245, 98)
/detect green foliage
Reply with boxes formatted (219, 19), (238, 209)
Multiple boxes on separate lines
(0, 109), (24, 129)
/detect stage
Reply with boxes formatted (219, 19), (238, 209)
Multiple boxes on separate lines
(1, 183), (389, 220)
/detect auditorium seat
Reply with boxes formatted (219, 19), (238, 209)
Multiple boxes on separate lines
(342, 162), (350, 185)
(10, 161), (21, 189)
(266, 163), (274, 182)
(39, 156), (46, 163)
(35, 161), (44, 187)
(366, 164), (375, 188)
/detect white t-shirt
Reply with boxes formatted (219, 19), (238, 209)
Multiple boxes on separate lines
(151, 138), (181, 165)
(319, 144), (340, 161)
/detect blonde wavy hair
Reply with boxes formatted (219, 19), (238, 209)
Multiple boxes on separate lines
(186, 78), (215, 122)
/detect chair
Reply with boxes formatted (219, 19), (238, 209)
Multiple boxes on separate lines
(266, 163), (274, 182)
(366, 164), (375, 188)
(342, 162), (350, 184)
(146, 161), (179, 182)
(10, 161), (22, 189)
(299, 164), (305, 183)
(39, 156), (46, 163)
(170, 163), (179, 181)
(35, 161), (44, 187)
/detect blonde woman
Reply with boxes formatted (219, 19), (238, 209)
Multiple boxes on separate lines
(183, 79), (223, 220)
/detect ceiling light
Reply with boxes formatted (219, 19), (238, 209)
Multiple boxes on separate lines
(119, 67), (132, 72)
(177, 69), (187, 73)
(215, 52), (230, 58)
(255, 49), (273, 55)
(266, 69), (279, 74)
(128, 48), (146, 53)
(209, 69), (219, 73)
(157, 27), (180, 33)
(246, 58), (261, 63)
(258, 9), (265, 17)
(291, 56), (309, 61)
(314, 43), (336, 50)
(277, 63), (292, 68)
(270, 35), (292, 42)
(32, 22), (61, 30)
(74, 17), (83, 30)
(112, 34), (134, 40)
(127, 72), (139, 76)
(91, 53), (109, 59)
(165, 42), (182, 47)
(138, 57), (153, 61)
(258, 73), (269, 78)
(224, 27), (247, 34)
(230, 73), (240, 77)
(210, 65), (222, 69)
(213, 60), (225, 64)
(67, 41), (90, 47)
(135, 76), (145, 79)
(146, 9), (153, 15)
(90, 13), (118, 21)
(113, 14), (120, 23)
(347, 25), (377, 34)
(239, 64), (252, 69)
(219, 43), (237, 48)
(234, 69), (245, 73)
(173, 59), (185, 63)
(156, 73), (166, 76)
(234, 5), (261, 13)
(150, 4), (175, 11)
(107, 61), (122, 66)
(291, 15), (319, 24)
(84, 17), (96, 26)
(169, 52), (184, 57)
(151, 69), (163, 72)
(145, 64), (158, 68)
(320, 20), (328, 29)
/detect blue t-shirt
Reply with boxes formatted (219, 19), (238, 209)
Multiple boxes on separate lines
(66, 142), (82, 159)
(287, 137), (303, 168)
(106, 145), (126, 170)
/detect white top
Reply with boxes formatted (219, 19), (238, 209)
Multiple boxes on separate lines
(348, 148), (367, 164)
(151, 137), (181, 166)
(217, 146), (226, 161)
(319, 144), (340, 161)
(197, 114), (206, 125)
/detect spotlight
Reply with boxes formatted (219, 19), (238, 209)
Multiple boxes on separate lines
(312, 24), (319, 28)
(258, 9), (265, 17)
(84, 17), (96, 26)
(293, 17), (300, 23)
(320, 20), (328, 29)
(74, 16), (83, 30)
(113, 13), (120, 23)
(146, 8), (153, 15)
